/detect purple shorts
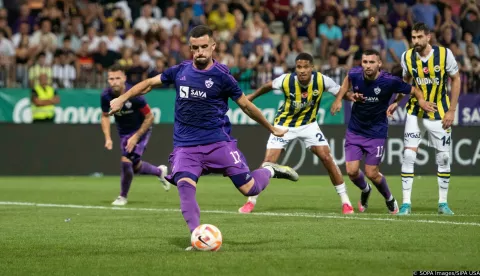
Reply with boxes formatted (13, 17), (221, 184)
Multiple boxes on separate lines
(165, 141), (251, 185)
(344, 130), (386, 166)
(120, 130), (151, 162)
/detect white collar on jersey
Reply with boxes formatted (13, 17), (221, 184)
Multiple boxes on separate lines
(415, 48), (435, 62)
(294, 74), (313, 89)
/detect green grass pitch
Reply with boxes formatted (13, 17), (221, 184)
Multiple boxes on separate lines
(1, 175), (479, 276)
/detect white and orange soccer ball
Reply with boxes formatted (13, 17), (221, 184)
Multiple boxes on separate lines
(190, 224), (222, 251)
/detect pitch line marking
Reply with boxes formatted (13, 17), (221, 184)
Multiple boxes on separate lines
(0, 201), (479, 227)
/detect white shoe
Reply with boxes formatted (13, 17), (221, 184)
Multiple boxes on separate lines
(185, 246), (196, 251)
(158, 165), (171, 191)
(112, 196), (127, 206)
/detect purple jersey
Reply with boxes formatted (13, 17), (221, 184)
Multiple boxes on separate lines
(160, 60), (243, 147)
(101, 83), (149, 136)
(348, 67), (412, 138)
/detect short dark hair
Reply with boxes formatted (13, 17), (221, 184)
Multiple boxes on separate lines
(295, 52), (314, 64)
(362, 49), (380, 57)
(188, 25), (213, 39)
(412, 22), (430, 34)
(390, 64), (403, 78)
(108, 64), (125, 73)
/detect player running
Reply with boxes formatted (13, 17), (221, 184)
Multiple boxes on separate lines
(238, 52), (359, 215)
(389, 22), (461, 215)
(101, 65), (170, 206)
(331, 49), (436, 214)
(108, 25), (299, 248)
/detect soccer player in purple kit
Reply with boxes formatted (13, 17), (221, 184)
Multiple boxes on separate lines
(331, 49), (436, 214)
(108, 25), (299, 248)
(101, 65), (170, 206)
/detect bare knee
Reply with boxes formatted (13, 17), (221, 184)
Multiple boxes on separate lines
(346, 167), (360, 179)
(365, 167), (380, 181)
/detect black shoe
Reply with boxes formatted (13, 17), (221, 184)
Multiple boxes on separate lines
(358, 184), (372, 213)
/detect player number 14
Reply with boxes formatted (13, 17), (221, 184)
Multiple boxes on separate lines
(230, 151), (241, 164)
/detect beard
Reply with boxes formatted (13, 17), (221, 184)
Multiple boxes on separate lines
(364, 68), (378, 79)
(414, 43), (427, 52)
(194, 56), (210, 69)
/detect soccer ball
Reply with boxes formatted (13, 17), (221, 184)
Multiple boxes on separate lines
(190, 224), (222, 251)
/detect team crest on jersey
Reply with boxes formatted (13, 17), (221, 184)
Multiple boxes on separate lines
(205, 78), (214, 88)
(434, 65), (441, 73)
(313, 89), (319, 96)
(423, 67), (429, 74)
(374, 87), (381, 95)
(124, 101), (132, 109)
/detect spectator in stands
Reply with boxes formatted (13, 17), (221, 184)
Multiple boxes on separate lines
(460, 32), (479, 57)
(93, 41), (120, 74)
(216, 41), (235, 67)
(231, 56), (254, 91)
(31, 73), (59, 123)
(289, 2), (315, 42)
(461, 0), (480, 44)
(29, 19), (57, 64)
(102, 22), (123, 53)
(468, 56), (480, 93)
(15, 36), (30, 88)
(133, 4), (156, 35)
(321, 54), (347, 86)
(317, 15), (342, 59)
(368, 26), (386, 61)
(29, 52), (52, 87)
(265, 0), (291, 33)
(75, 40), (93, 87)
(440, 5), (460, 39)
(208, 2), (235, 41)
(411, 0), (441, 32)
(336, 26), (360, 67)
(386, 27), (409, 69)
(13, 4), (36, 34)
(52, 50), (75, 88)
(126, 52), (147, 85)
(387, 2), (413, 39)
(159, 6), (182, 36)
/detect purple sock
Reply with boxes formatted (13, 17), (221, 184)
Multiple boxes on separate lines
(373, 176), (392, 200)
(120, 162), (134, 197)
(245, 168), (271, 196)
(350, 170), (368, 191)
(177, 180), (200, 233)
(136, 161), (161, 176)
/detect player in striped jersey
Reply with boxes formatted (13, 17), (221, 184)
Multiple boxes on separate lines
(238, 53), (358, 214)
(390, 22), (461, 215)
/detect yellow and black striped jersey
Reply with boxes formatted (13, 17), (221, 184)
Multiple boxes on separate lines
(272, 72), (340, 127)
(401, 45), (459, 120)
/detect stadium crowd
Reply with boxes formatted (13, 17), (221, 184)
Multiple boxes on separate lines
(0, 0), (479, 93)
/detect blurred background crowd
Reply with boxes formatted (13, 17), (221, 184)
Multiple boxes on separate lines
(0, 0), (479, 93)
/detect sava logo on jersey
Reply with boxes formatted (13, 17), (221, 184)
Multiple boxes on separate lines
(364, 97), (379, 102)
(179, 86), (207, 99)
(416, 77), (440, 85)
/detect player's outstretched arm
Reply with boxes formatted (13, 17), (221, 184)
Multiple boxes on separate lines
(411, 86), (437, 113)
(236, 94), (288, 137)
(330, 76), (350, 115)
(125, 109), (154, 153)
(101, 113), (112, 150)
(246, 81), (273, 102)
(109, 75), (163, 115)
